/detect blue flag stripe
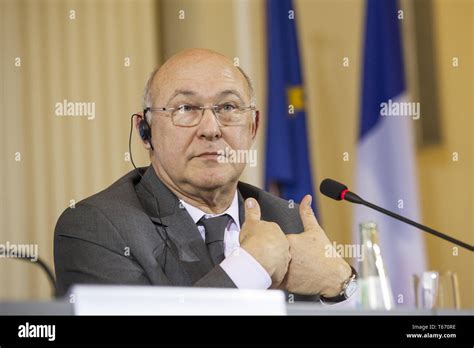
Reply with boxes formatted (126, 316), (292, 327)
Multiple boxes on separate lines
(360, 0), (406, 138)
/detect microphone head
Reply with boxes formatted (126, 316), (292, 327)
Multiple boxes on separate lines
(320, 178), (348, 201)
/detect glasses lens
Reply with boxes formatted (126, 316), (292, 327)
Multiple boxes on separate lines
(216, 104), (247, 126)
(172, 105), (201, 126)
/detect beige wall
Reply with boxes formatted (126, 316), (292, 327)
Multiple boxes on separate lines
(418, 0), (473, 308)
(1, 0), (160, 299)
(1, 0), (472, 307)
(296, 0), (364, 247)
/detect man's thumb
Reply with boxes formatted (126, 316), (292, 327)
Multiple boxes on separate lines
(244, 198), (261, 221)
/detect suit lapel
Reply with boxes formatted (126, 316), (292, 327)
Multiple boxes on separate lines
(237, 181), (261, 227)
(136, 166), (214, 284)
(237, 190), (245, 227)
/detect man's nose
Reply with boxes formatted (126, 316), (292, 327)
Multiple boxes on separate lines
(196, 108), (222, 140)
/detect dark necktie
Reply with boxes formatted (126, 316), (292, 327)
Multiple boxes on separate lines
(199, 214), (229, 266)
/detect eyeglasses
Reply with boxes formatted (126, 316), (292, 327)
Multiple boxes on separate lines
(144, 103), (256, 127)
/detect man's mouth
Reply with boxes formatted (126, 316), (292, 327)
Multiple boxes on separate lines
(195, 151), (222, 160)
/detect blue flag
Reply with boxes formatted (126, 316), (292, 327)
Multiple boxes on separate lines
(265, 0), (316, 211)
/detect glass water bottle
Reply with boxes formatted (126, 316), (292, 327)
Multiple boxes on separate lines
(357, 222), (395, 310)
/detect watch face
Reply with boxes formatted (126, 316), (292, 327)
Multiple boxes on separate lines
(345, 280), (358, 298)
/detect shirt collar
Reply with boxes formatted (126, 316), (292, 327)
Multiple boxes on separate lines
(179, 191), (240, 229)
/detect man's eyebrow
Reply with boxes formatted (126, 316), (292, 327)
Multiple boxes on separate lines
(216, 90), (245, 102)
(166, 89), (245, 105)
(166, 90), (197, 104)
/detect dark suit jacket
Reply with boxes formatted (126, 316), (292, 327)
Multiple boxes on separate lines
(54, 166), (304, 297)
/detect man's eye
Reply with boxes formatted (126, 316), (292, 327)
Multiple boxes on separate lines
(178, 105), (193, 113)
(220, 104), (236, 112)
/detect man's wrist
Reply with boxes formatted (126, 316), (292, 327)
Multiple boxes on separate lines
(320, 265), (358, 303)
(320, 262), (353, 297)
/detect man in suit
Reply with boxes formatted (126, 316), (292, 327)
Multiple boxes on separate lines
(54, 48), (354, 301)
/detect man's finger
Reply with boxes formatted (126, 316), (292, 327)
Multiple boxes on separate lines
(299, 195), (320, 231)
(244, 198), (261, 221)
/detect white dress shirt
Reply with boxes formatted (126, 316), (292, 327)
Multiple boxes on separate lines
(179, 192), (272, 289)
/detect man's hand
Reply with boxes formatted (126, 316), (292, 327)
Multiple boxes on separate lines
(282, 195), (352, 297)
(239, 198), (291, 285)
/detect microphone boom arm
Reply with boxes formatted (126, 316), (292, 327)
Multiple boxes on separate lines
(353, 194), (473, 252)
(320, 179), (473, 252)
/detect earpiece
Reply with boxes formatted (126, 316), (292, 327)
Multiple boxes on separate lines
(138, 109), (154, 150)
(139, 119), (151, 142)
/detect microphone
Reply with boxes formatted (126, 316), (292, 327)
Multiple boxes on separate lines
(320, 178), (474, 252)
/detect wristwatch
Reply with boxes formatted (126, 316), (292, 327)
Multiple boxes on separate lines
(320, 266), (359, 303)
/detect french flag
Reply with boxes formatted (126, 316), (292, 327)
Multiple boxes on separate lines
(354, 0), (427, 307)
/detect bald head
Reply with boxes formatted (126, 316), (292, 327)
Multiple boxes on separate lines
(142, 48), (255, 113)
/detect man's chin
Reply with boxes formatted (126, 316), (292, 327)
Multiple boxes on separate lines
(185, 168), (239, 191)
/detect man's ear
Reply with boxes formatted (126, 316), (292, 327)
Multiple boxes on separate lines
(133, 112), (143, 130)
(251, 110), (260, 139)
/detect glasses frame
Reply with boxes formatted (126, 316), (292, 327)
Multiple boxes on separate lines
(144, 104), (256, 127)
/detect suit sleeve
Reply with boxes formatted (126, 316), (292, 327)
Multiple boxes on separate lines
(194, 266), (236, 288)
(54, 204), (236, 297)
(54, 204), (153, 297)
